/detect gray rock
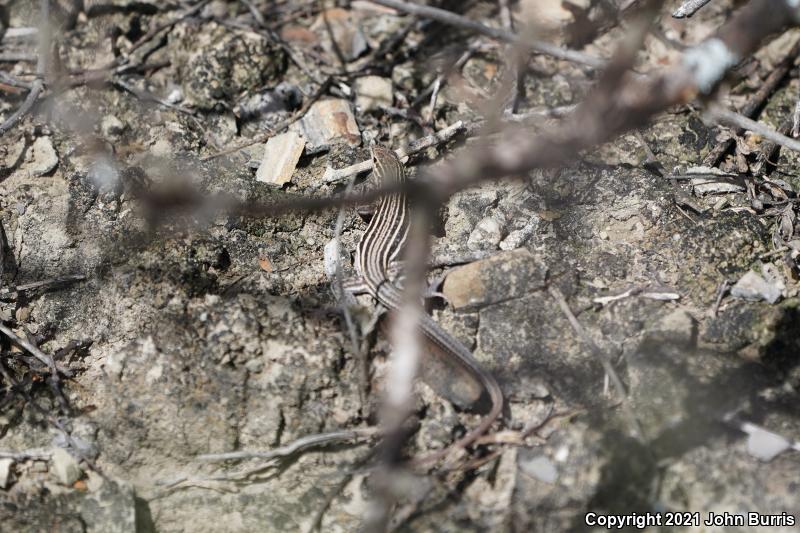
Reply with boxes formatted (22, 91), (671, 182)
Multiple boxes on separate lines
(354, 76), (393, 112)
(256, 131), (305, 186)
(731, 271), (783, 304)
(28, 136), (58, 176)
(519, 455), (558, 483)
(80, 479), (137, 533)
(0, 458), (12, 489)
(311, 8), (369, 61)
(171, 22), (286, 110)
(743, 424), (793, 462)
(51, 448), (82, 486)
(442, 248), (547, 310)
(293, 99), (361, 153)
(101, 115), (125, 139)
(467, 214), (505, 251)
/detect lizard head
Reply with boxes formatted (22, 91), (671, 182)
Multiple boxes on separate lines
(369, 144), (405, 184)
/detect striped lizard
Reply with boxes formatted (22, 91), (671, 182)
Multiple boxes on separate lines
(346, 144), (504, 462)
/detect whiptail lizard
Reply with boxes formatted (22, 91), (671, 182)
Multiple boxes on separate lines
(347, 144), (504, 463)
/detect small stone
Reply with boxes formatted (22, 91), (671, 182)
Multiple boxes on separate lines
(500, 216), (539, 250)
(392, 63), (415, 92)
(443, 248), (547, 310)
(311, 8), (368, 61)
(28, 136), (58, 176)
(14, 306), (30, 322)
(101, 115), (125, 138)
(150, 138), (173, 157)
(691, 177), (745, 195)
(256, 131), (305, 186)
(467, 215), (504, 251)
(744, 425), (792, 462)
(651, 309), (696, 347)
(104, 349), (128, 379)
(293, 99), (361, 153)
(245, 358), (264, 373)
(354, 76), (393, 112)
(51, 448), (82, 486)
(731, 271), (783, 304)
(85, 470), (105, 492)
(173, 22), (286, 109)
(0, 458), (12, 489)
(207, 112), (237, 147)
(519, 455), (558, 483)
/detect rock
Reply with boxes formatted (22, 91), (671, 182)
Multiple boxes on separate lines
(207, 112), (238, 148)
(237, 82), (303, 122)
(293, 99), (361, 153)
(354, 76), (393, 111)
(79, 478), (138, 533)
(51, 448), (82, 486)
(1, 134), (27, 171)
(731, 271), (783, 304)
(649, 309), (696, 347)
(500, 216), (540, 250)
(467, 215), (505, 251)
(442, 248), (547, 310)
(101, 115), (125, 139)
(171, 22), (286, 110)
(741, 423), (794, 462)
(392, 63), (416, 92)
(311, 8), (368, 62)
(256, 131), (305, 186)
(0, 458), (12, 489)
(691, 177), (745, 195)
(28, 136), (58, 176)
(519, 455), (558, 483)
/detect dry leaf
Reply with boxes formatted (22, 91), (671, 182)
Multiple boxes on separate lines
(259, 256), (274, 272)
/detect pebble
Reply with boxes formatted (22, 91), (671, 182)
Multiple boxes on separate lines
(256, 131), (305, 186)
(101, 115), (125, 139)
(519, 455), (558, 483)
(731, 271), (783, 304)
(51, 448), (82, 486)
(28, 136), (58, 176)
(354, 76), (393, 112)
(744, 424), (794, 462)
(442, 248), (547, 310)
(467, 215), (505, 251)
(0, 458), (12, 489)
(294, 99), (361, 153)
(500, 216), (539, 250)
(312, 8), (368, 61)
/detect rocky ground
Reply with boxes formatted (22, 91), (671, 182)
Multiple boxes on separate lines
(0, 1), (799, 532)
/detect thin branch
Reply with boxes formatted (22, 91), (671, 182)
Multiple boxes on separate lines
(706, 104), (800, 154)
(0, 53), (37, 62)
(0, 448), (52, 460)
(703, 36), (800, 167)
(0, 79), (43, 136)
(0, 323), (71, 378)
(322, 120), (466, 182)
(548, 285), (644, 440)
(0, 0), (49, 136)
(672, 0), (712, 18)
(368, 0), (606, 69)
(196, 427), (380, 462)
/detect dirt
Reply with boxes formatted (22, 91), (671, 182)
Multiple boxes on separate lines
(0, 1), (799, 532)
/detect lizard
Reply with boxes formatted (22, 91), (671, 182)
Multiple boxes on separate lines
(345, 144), (504, 463)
